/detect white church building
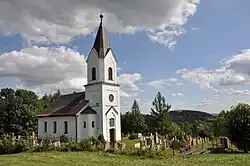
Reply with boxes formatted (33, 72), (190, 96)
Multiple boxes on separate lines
(37, 15), (121, 143)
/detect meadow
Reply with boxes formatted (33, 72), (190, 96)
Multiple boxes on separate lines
(0, 151), (249, 166)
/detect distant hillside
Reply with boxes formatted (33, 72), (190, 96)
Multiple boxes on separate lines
(170, 110), (215, 124)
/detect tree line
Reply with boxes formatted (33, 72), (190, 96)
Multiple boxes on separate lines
(121, 92), (214, 140)
(1, 88), (250, 152)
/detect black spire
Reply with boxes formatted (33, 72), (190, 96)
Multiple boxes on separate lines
(93, 14), (111, 58)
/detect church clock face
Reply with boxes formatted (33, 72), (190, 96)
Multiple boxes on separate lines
(109, 94), (114, 102)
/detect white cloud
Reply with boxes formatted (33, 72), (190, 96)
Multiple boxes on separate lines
(147, 80), (166, 88)
(140, 102), (152, 114)
(214, 88), (250, 96)
(147, 77), (183, 88)
(193, 98), (219, 110)
(172, 92), (184, 97)
(0, 46), (142, 97)
(177, 49), (250, 95)
(118, 73), (143, 97)
(0, 0), (200, 49)
(191, 27), (199, 31)
(0, 46), (87, 95)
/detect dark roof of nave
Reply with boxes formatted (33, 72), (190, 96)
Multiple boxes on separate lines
(81, 106), (97, 114)
(38, 91), (89, 117)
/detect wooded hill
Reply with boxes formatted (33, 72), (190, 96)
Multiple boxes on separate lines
(169, 110), (216, 124)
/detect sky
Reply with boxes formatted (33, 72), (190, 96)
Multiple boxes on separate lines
(0, 0), (250, 114)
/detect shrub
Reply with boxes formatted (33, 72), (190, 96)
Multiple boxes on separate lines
(60, 135), (69, 143)
(227, 145), (240, 153)
(68, 142), (82, 151)
(170, 140), (185, 150)
(128, 133), (138, 140)
(0, 135), (32, 154)
(58, 143), (70, 152)
(0, 135), (14, 154)
(97, 134), (105, 144)
(13, 137), (31, 153)
(79, 139), (92, 150)
(34, 136), (54, 152)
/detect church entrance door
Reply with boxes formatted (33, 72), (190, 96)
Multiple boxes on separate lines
(109, 128), (115, 145)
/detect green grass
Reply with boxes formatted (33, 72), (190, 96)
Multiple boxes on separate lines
(0, 151), (250, 166)
(121, 139), (139, 148)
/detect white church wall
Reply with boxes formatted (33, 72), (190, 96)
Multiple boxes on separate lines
(85, 83), (102, 107)
(104, 50), (117, 84)
(38, 116), (76, 141)
(85, 83), (104, 138)
(102, 84), (121, 141)
(87, 49), (102, 83)
(77, 114), (97, 141)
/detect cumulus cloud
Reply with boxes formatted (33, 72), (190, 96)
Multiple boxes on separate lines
(147, 80), (166, 88)
(194, 98), (217, 109)
(0, 46), (141, 97)
(0, 0), (200, 49)
(118, 73), (143, 97)
(214, 88), (250, 96)
(177, 49), (250, 95)
(147, 77), (183, 88)
(172, 92), (184, 97)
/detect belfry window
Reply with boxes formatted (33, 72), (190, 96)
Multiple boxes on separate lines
(108, 67), (113, 80)
(92, 67), (96, 80)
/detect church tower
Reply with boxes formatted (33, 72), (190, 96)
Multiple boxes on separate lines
(84, 15), (121, 142)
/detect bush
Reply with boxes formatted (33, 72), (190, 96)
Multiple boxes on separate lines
(79, 139), (92, 150)
(0, 135), (14, 154)
(227, 145), (240, 153)
(68, 142), (82, 151)
(33, 136), (55, 152)
(97, 134), (105, 144)
(170, 140), (185, 150)
(60, 135), (69, 143)
(0, 135), (32, 154)
(128, 133), (138, 140)
(13, 137), (31, 153)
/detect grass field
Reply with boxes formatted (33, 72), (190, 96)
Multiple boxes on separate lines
(0, 139), (246, 166)
(0, 151), (250, 166)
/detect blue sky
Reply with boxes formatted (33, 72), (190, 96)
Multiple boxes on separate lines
(0, 0), (250, 114)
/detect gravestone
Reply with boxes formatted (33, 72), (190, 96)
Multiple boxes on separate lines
(140, 138), (145, 149)
(192, 139), (197, 146)
(154, 132), (159, 144)
(135, 142), (140, 148)
(104, 141), (110, 151)
(147, 137), (154, 149)
(220, 137), (231, 149)
(156, 144), (161, 151)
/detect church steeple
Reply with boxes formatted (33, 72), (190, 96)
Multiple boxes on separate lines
(93, 14), (111, 58)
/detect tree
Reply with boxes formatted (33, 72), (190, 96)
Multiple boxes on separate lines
(150, 92), (172, 135)
(121, 112), (134, 135)
(130, 100), (148, 133)
(0, 88), (39, 136)
(121, 100), (147, 135)
(227, 103), (250, 153)
(213, 110), (228, 137)
(0, 88), (60, 136)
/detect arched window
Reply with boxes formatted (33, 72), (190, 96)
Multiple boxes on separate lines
(108, 67), (113, 80)
(92, 67), (96, 80)
(109, 118), (115, 127)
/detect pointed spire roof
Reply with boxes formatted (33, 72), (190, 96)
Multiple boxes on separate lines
(93, 14), (111, 58)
